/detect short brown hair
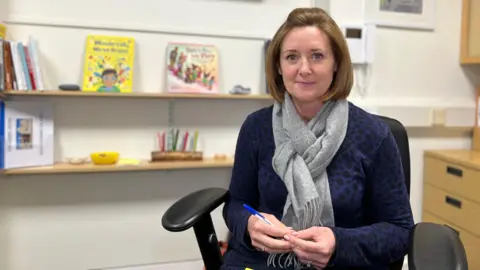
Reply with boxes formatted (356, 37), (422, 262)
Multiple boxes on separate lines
(265, 7), (354, 103)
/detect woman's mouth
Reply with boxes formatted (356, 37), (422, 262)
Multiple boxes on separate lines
(296, 82), (315, 86)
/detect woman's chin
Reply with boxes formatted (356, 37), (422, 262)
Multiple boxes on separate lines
(290, 91), (322, 103)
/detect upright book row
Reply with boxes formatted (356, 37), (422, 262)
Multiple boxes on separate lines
(0, 32), (46, 92)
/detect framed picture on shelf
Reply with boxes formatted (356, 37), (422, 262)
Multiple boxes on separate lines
(365, 0), (436, 31)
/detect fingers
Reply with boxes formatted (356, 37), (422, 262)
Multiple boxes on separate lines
(259, 233), (292, 252)
(251, 238), (292, 253)
(264, 224), (293, 238)
(260, 213), (294, 236)
(254, 218), (292, 238)
(262, 213), (289, 229)
(247, 213), (296, 254)
(284, 234), (322, 254)
(252, 239), (292, 254)
(292, 227), (320, 241)
(250, 226), (293, 253)
(292, 247), (328, 269)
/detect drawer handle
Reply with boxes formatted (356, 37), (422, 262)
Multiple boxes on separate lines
(446, 166), (463, 177)
(445, 196), (462, 208)
(444, 224), (460, 236)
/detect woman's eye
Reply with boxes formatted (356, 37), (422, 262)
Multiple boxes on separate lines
(286, 54), (298, 60)
(312, 53), (324, 60)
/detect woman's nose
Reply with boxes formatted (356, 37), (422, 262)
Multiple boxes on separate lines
(299, 58), (312, 75)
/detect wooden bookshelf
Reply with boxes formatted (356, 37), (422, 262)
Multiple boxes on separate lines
(3, 158), (234, 175)
(5, 90), (273, 100)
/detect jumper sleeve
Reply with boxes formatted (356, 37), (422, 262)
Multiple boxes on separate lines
(328, 131), (414, 268)
(222, 114), (259, 250)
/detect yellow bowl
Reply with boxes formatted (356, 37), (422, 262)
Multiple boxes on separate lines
(90, 152), (119, 165)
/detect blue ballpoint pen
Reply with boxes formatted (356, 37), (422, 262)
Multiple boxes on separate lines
(243, 204), (276, 227)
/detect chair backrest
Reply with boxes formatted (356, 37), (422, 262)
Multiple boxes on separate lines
(377, 115), (411, 195)
(377, 115), (411, 270)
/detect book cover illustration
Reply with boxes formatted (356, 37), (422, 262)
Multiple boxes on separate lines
(82, 35), (135, 93)
(166, 43), (219, 94)
(16, 118), (33, 149)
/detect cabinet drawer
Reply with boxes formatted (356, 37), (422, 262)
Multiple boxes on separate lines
(424, 156), (480, 204)
(422, 212), (480, 270)
(423, 184), (480, 237)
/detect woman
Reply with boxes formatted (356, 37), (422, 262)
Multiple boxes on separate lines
(221, 7), (414, 270)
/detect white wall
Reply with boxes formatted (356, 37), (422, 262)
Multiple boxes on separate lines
(0, 0), (478, 270)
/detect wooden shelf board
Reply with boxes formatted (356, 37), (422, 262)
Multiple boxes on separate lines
(460, 56), (480, 65)
(3, 158), (234, 175)
(5, 90), (273, 100)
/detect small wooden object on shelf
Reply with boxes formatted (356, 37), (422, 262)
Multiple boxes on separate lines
(151, 151), (203, 161)
(214, 153), (227, 161)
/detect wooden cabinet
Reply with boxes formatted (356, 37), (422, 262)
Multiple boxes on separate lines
(460, 0), (480, 64)
(422, 149), (480, 269)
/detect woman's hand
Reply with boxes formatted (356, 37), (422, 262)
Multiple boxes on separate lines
(247, 213), (294, 254)
(284, 226), (336, 270)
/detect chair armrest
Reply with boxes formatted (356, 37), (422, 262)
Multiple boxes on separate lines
(161, 187), (229, 232)
(408, 222), (468, 270)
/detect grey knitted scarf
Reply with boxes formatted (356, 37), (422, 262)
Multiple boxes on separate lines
(268, 93), (349, 269)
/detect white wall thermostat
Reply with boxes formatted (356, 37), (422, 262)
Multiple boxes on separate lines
(339, 24), (376, 65)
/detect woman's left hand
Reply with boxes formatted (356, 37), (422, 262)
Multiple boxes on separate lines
(284, 226), (336, 270)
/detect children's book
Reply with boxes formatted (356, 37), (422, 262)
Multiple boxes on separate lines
(82, 35), (135, 93)
(0, 100), (54, 169)
(166, 43), (219, 94)
(0, 23), (6, 39)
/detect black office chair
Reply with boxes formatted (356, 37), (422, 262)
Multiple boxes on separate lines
(162, 115), (468, 270)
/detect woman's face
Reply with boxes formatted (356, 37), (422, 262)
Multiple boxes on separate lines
(279, 26), (336, 104)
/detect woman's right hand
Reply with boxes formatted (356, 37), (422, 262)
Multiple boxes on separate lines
(247, 213), (294, 254)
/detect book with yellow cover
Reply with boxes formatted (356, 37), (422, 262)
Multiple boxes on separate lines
(82, 35), (135, 93)
(0, 23), (6, 39)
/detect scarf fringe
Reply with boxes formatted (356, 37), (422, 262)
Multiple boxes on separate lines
(267, 199), (323, 269)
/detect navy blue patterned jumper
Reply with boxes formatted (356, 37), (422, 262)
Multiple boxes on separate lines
(221, 102), (414, 270)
